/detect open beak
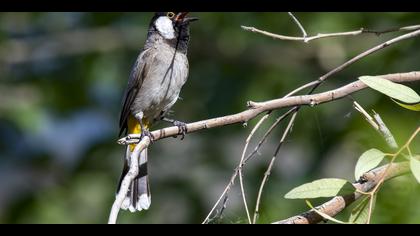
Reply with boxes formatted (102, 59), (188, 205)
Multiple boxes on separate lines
(175, 12), (199, 24)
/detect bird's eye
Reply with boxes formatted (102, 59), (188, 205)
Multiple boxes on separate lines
(167, 12), (175, 18)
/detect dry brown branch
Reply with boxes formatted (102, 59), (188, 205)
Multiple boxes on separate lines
(273, 161), (410, 224)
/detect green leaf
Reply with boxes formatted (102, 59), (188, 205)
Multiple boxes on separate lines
(359, 76), (420, 104)
(349, 195), (376, 224)
(306, 200), (349, 224)
(392, 99), (420, 111)
(355, 149), (386, 180)
(284, 178), (355, 199)
(410, 155), (420, 183)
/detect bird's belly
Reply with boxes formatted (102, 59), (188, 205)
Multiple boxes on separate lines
(131, 54), (188, 122)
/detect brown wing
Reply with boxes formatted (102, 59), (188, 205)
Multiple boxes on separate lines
(119, 48), (153, 136)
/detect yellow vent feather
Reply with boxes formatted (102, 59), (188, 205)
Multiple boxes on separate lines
(127, 115), (149, 151)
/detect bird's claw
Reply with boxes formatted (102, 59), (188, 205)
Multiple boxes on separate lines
(140, 130), (154, 143)
(173, 121), (188, 140)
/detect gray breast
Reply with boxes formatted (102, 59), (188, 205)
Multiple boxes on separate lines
(131, 44), (189, 123)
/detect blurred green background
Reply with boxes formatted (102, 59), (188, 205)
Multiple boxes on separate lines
(0, 12), (419, 224)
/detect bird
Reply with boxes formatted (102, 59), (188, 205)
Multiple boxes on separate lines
(117, 12), (197, 212)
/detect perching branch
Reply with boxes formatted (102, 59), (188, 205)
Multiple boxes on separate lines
(273, 161), (410, 224)
(119, 72), (420, 146)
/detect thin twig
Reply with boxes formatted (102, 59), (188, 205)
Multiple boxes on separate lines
(253, 112), (298, 224)
(243, 107), (298, 164)
(202, 109), (296, 224)
(310, 29), (420, 94)
(241, 24), (420, 43)
(240, 72), (310, 167)
(202, 112), (272, 224)
(202, 167), (238, 224)
(239, 113), (271, 224)
(288, 12), (307, 39)
(366, 194), (375, 224)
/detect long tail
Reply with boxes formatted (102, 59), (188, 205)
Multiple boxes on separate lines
(118, 146), (151, 212)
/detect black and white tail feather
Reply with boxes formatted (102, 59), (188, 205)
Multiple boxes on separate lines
(118, 146), (151, 212)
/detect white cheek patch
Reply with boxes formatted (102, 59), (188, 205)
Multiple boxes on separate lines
(155, 16), (175, 39)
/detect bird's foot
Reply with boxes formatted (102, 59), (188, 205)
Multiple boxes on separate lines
(162, 117), (188, 140)
(140, 129), (154, 143)
(173, 120), (188, 140)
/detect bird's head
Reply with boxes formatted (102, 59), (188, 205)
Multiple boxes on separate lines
(151, 12), (198, 40)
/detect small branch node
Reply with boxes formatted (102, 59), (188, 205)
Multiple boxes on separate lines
(247, 101), (260, 109)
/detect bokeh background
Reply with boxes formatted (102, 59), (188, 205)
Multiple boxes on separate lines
(0, 12), (419, 224)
